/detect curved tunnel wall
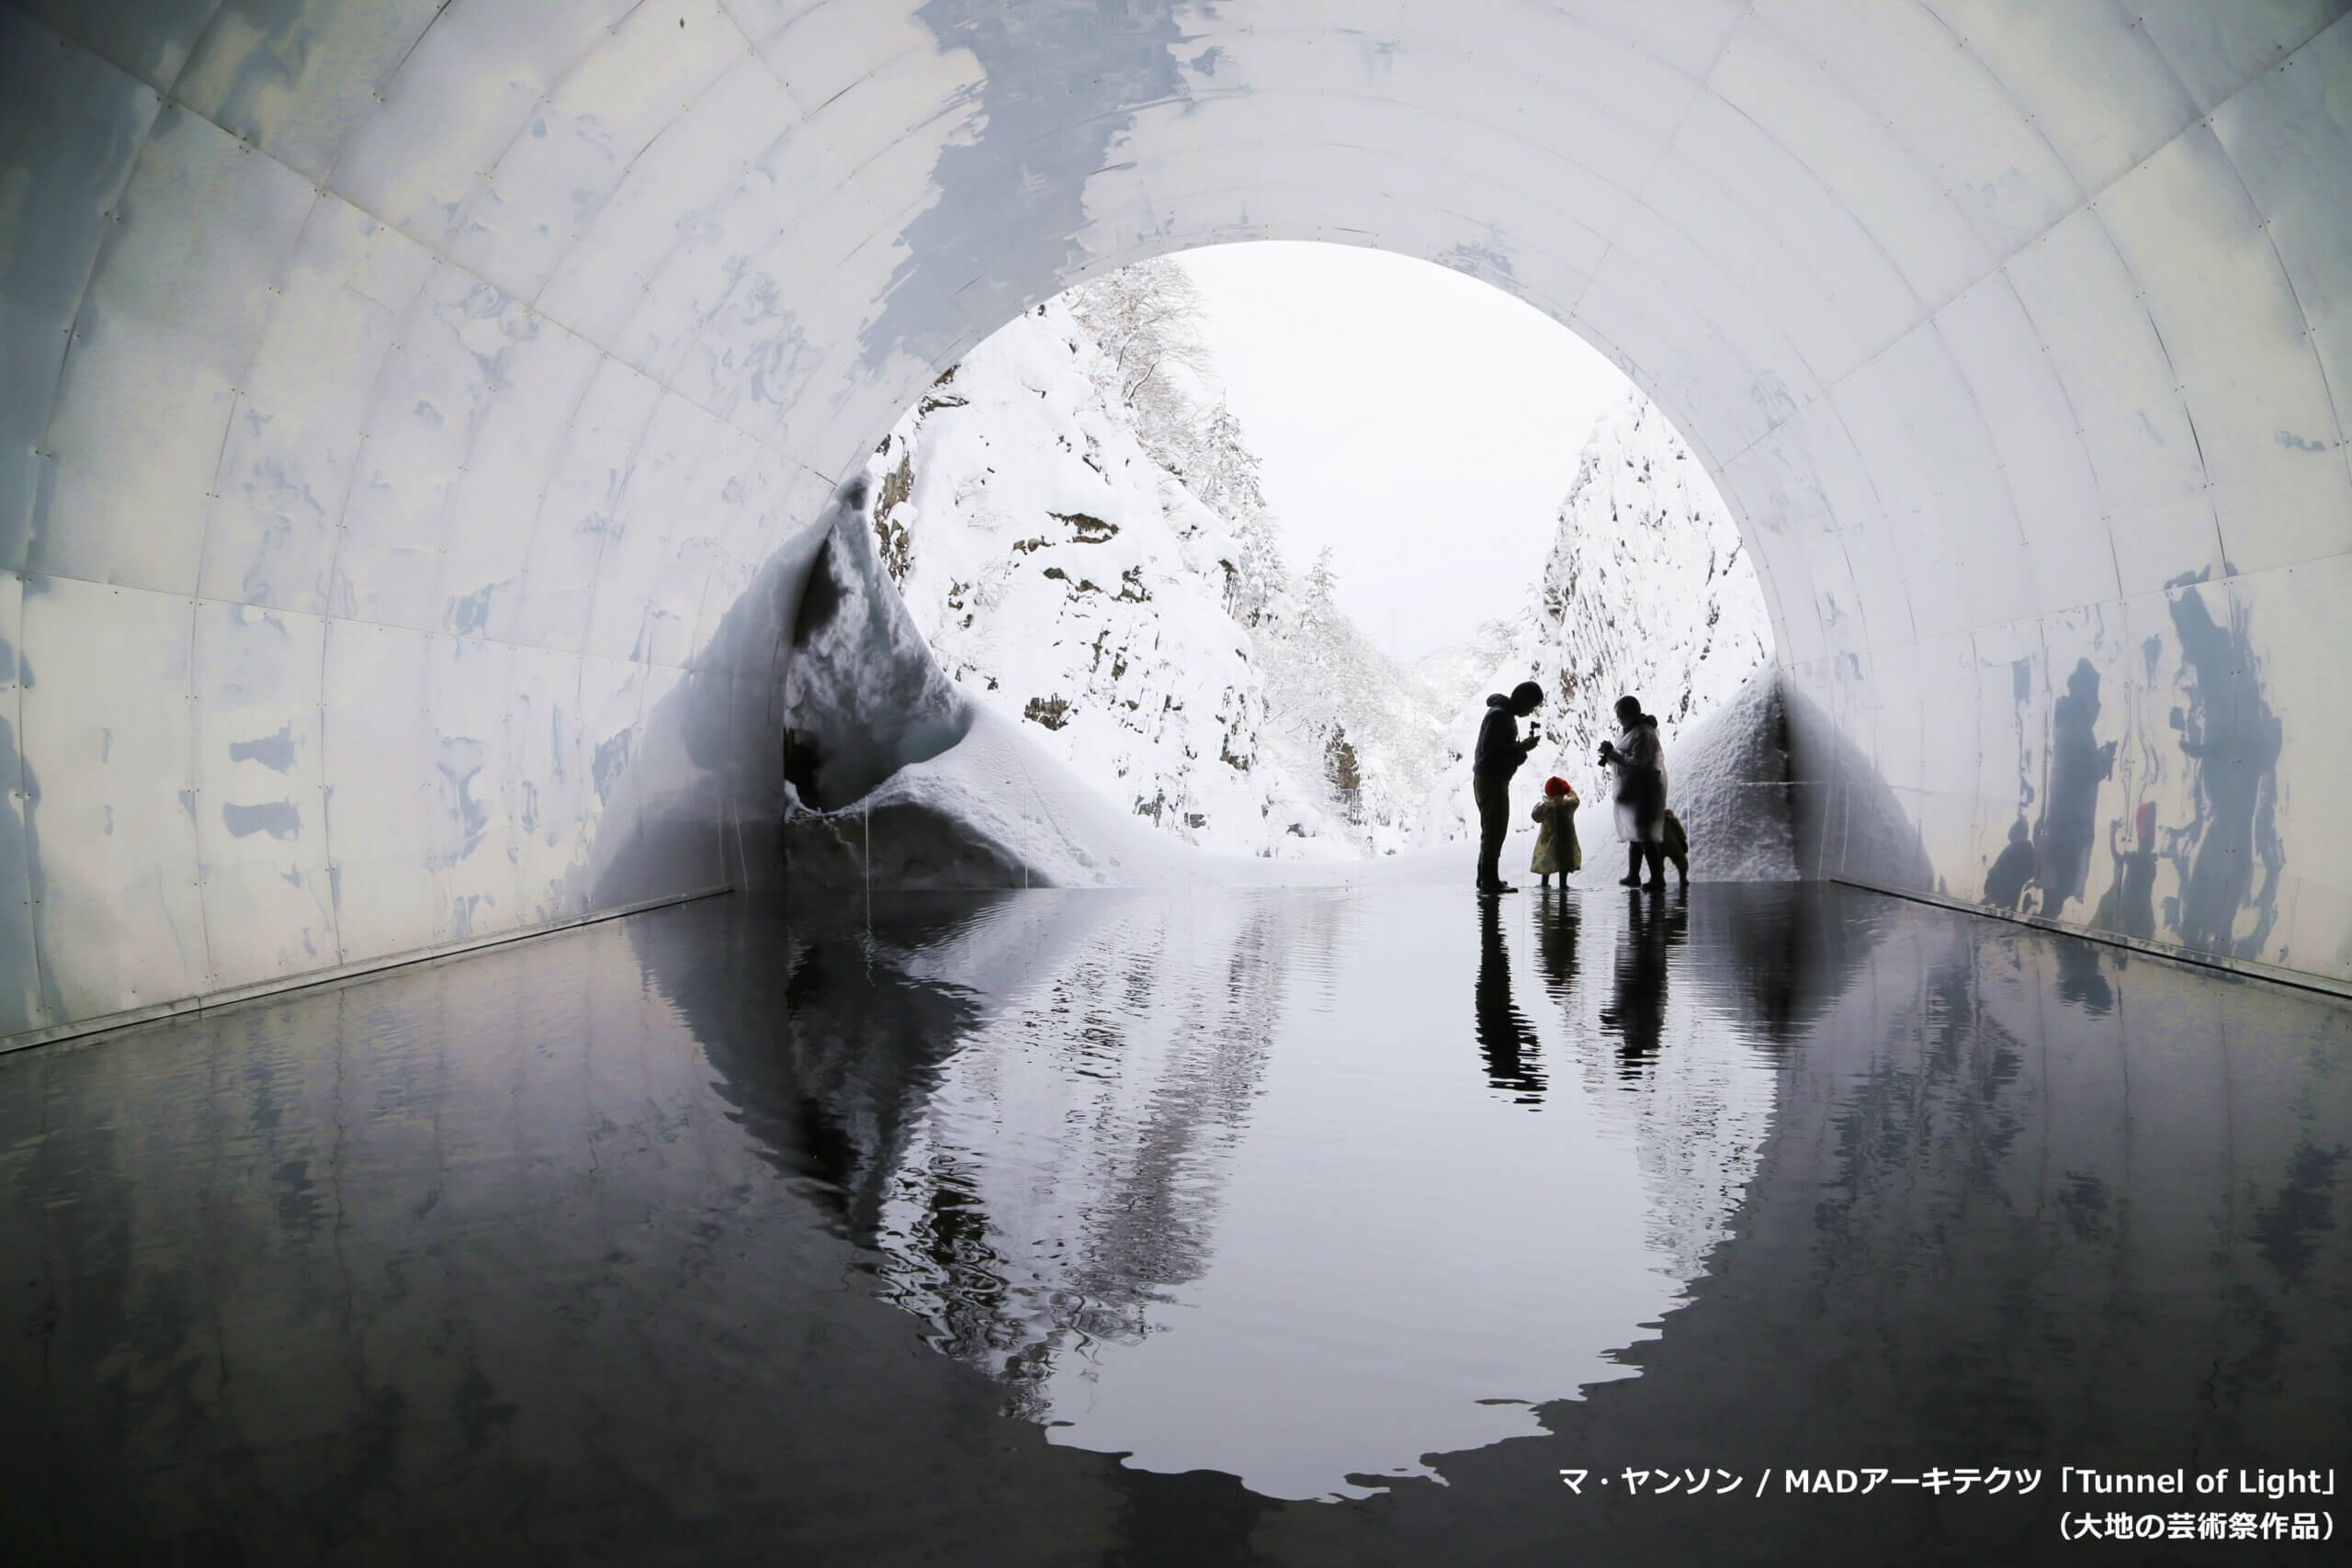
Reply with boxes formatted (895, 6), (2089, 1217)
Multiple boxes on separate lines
(1, 0), (2347, 1046)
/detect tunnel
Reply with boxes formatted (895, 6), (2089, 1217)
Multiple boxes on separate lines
(2, 0), (2347, 1046)
(2, 4), (2350, 1563)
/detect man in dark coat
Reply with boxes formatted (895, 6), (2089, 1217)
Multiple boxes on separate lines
(1472, 681), (1544, 893)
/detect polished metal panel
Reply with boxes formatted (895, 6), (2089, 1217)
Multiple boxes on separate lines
(1, 0), (2349, 1047)
(36, 103), (316, 595)
(18, 574), (208, 1020)
(0, 570), (36, 1037)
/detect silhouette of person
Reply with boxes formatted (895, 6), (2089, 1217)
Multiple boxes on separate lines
(1535, 885), (1580, 1007)
(2033, 659), (2116, 915)
(1600, 695), (1668, 887)
(1472, 681), (1545, 894)
(1984, 818), (2036, 911)
(2167, 587), (2285, 956)
(2091, 800), (2159, 942)
(1600, 886), (1682, 1078)
(1475, 896), (1544, 1103)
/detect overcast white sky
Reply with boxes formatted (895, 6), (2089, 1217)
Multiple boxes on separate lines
(1177, 242), (1633, 665)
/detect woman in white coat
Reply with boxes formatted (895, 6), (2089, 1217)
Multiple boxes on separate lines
(1598, 695), (1668, 888)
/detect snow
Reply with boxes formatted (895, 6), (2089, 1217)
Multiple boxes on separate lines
(1411, 622), (1518, 718)
(866, 297), (1363, 861)
(782, 481), (970, 810)
(787, 671), (1792, 891)
(784, 284), (1794, 892)
(866, 290), (1458, 861)
(1655, 672), (1798, 881)
(798, 703), (1477, 889)
(1419, 388), (1780, 875)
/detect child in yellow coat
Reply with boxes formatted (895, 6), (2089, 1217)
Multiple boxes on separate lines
(1529, 776), (1581, 890)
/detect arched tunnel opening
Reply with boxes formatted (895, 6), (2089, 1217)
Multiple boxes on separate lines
(786, 241), (1784, 885)
(1, 4), (2347, 1563)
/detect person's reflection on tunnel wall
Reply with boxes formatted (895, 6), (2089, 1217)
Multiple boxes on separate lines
(1983, 819), (2036, 913)
(2091, 801), (2161, 944)
(2166, 581), (2285, 961)
(2032, 659), (2115, 919)
(1966, 580), (2291, 976)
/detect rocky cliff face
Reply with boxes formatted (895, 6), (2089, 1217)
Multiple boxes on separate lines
(1422, 389), (1776, 852)
(868, 311), (1772, 869)
(867, 299), (1358, 860)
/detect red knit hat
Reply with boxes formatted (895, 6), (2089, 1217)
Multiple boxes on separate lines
(1544, 776), (1571, 797)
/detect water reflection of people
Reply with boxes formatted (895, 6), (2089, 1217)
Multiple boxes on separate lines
(2033, 659), (2116, 916)
(1535, 885), (1580, 1007)
(1600, 886), (1685, 1077)
(2053, 939), (2115, 1015)
(1476, 897), (1544, 1103)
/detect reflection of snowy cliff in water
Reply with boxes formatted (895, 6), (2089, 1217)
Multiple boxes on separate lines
(869, 894), (1309, 1417)
(1555, 889), (1787, 1283)
(702, 886), (1810, 1500)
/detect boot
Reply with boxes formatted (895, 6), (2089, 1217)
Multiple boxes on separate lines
(1619, 846), (1643, 887)
(1644, 844), (1667, 889)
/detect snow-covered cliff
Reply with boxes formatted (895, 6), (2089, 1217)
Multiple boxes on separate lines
(865, 298), (1366, 860)
(1422, 389), (1776, 862)
(854, 286), (1781, 878)
(867, 288), (1463, 861)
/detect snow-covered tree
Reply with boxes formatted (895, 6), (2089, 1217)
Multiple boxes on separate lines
(1222, 509), (1285, 629)
(1066, 258), (1213, 468)
(1419, 387), (1773, 848)
(1189, 401), (1267, 521)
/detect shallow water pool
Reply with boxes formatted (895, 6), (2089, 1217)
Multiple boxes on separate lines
(3, 884), (2345, 1565)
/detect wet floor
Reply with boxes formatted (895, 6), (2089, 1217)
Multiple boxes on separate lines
(3, 885), (2346, 1565)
